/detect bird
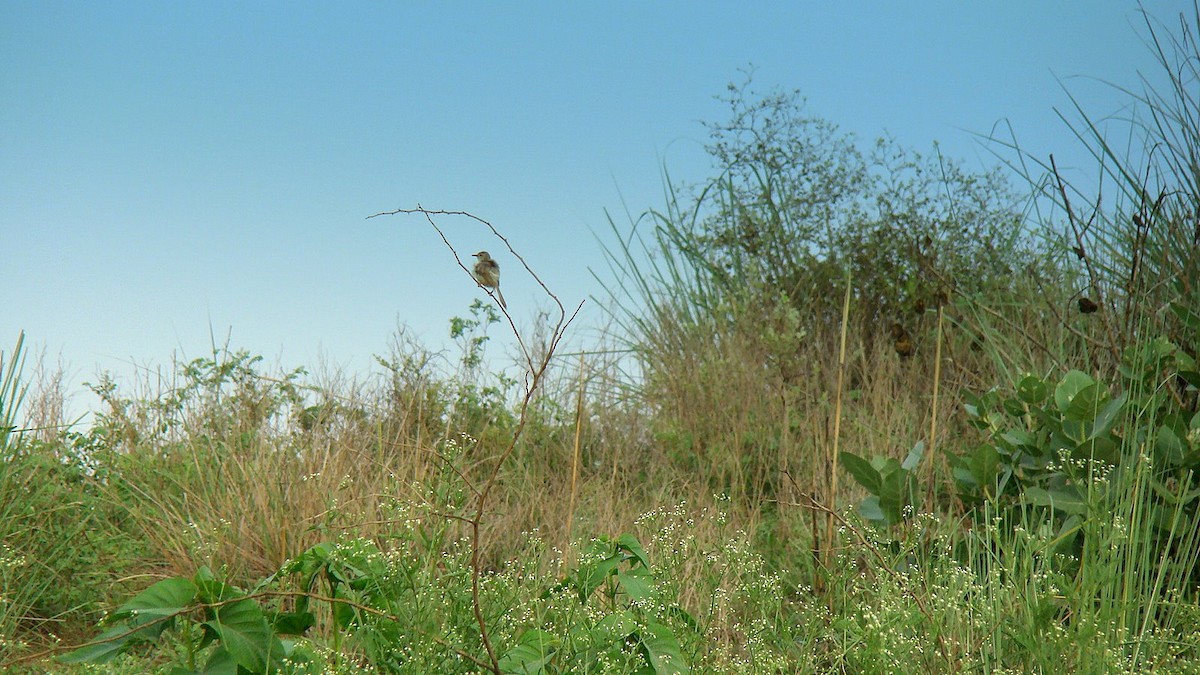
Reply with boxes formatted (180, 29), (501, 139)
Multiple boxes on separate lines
(471, 251), (507, 310)
(1078, 297), (1098, 314)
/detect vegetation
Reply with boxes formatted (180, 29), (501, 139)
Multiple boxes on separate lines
(3, 5), (1199, 673)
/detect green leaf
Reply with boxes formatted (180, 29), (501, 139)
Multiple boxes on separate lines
(61, 576), (199, 664)
(638, 622), (690, 674)
(1075, 436), (1119, 464)
(1064, 383), (1107, 422)
(878, 469), (910, 524)
(1003, 398), (1028, 417)
(616, 567), (654, 601)
(1016, 375), (1048, 404)
(499, 629), (560, 674)
(1000, 430), (1036, 451)
(857, 496), (886, 522)
(58, 626), (140, 664)
(1054, 370), (1095, 414)
(118, 576), (199, 621)
(1023, 486), (1088, 515)
(201, 646), (239, 675)
(203, 598), (285, 674)
(1154, 425), (1186, 467)
(1087, 396), (1125, 440)
(616, 533), (651, 569)
(951, 465), (978, 488)
(267, 609), (315, 636)
(840, 451), (881, 495)
(968, 444), (1001, 490)
(577, 555), (621, 602)
(591, 610), (638, 641)
(901, 441), (923, 471)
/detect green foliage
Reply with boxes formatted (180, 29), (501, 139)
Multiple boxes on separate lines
(59, 531), (695, 675)
(540, 534), (692, 674)
(60, 567), (304, 673)
(952, 339), (1200, 523)
(839, 442), (923, 525)
(1, 333), (139, 660)
(658, 73), (1031, 331)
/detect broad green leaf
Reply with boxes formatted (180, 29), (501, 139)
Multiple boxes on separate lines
(872, 456), (902, 476)
(268, 609), (315, 635)
(616, 567), (654, 601)
(1000, 430), (1036, 451)
(1064, 383), (1107, 422)
(1061, 419), (1088, 445)
(1074, 436), (1119, 464)
(117, 577), (199, 621)
(951, 465), (978, 488)
(58, 626), (140, 664)
(901, 441), (923, 471)
(61, 576), (199, 664)
(1154, 425), (1186, 467)
(201, 646), (239, 675)
(839, 451), (881, 495)
(616, 533), (651, 569)
(968, 444), (1000, 489)
(878, 470), (910, 524)
(1003, 398), (1028, 417)
(1023, 486), (1088, 515)
(1054, 370), (1095, 414)
(589, 610), (638, 643)
(1016, 375), (1048, 404)
(1087, 396), (1125, 440)
(638, 622), (690, 674)
(857, 496), (886, 523)
(499, 629), (560, 674)
(203, 598), (285, 674)
(577, 556), (621, 602)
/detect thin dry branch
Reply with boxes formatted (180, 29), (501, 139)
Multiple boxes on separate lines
(368, 204), (584, 673)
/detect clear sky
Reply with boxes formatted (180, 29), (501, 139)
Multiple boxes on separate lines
(1, 2), (1185, 418)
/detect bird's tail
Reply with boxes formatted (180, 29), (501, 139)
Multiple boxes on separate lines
(495, 287), (507, 310)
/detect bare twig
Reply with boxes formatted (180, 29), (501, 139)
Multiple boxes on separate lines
(369, 205), (583, 673)
(1050, 154), (1122, 367)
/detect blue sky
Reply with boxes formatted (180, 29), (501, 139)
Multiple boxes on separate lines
(1, 2), (1184, 416)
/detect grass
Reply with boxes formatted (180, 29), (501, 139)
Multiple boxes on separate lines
(3, 311), (1198, 673)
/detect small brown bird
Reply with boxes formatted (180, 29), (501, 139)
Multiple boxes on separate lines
(891, 322), (914, 359)
(472, 251), (507, 310)
(1078, 297), (1098, 314)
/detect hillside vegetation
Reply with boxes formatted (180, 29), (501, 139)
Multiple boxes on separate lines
(3, 7), (1200, 673)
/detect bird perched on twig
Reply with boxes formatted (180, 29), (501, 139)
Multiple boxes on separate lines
(472, 251), (507, 310)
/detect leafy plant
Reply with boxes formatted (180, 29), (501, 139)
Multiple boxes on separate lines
(59, 566), (309, 673)
(839, 442), (924, 525)
(540, 534), (692, 674)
